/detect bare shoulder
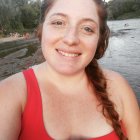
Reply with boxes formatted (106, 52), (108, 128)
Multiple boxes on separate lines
(103, 68), (127, 84)
(0, 71), (25, 86)
(0, 72), (27, 111)
(102, 68), (140, 139)
(102, 68), (138, 105)
(0, 72), (27, 139)
(102, 68), (139, 109)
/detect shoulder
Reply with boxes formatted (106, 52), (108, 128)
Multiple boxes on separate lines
(102, 69), (140, 139)
(0, 71), (26, 93)
(102, 69), (133, 96)
(103, 68), (126, 83)
(102, 68), (138, 106)
(0, 71), (27, 139)
(0, 71), (27, 112)
(102, 68), (139, 110)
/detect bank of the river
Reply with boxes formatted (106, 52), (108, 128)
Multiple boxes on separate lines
(0, 37), (24, 43)
(115, 11), (140, 20)
(0, 37), (39, 49)
(0, 37), (40, 58)
(0, 36), (43, 79)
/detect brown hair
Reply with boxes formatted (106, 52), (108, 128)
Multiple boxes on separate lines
(37, 0), (127, 139)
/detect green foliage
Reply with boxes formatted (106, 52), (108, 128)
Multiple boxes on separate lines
(21, 1), (40, 29)
(0, 0), (140, 36)
(107, 0), (140, 20)
(117, 10), (140, 20)
(0, 0), (40, 35)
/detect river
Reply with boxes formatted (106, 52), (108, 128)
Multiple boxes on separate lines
(99, 19), (140, 105)
(0, 18), (140, 105)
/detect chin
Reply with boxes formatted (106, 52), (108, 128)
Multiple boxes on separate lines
(55, 67), (84, 76)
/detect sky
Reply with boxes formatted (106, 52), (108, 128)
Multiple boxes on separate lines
(105, 0), (111, 2)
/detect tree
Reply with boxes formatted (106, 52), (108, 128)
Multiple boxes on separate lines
(21, 1), (40, 29)
(0, 0), (40, 35)
(107, 0), (140, 20)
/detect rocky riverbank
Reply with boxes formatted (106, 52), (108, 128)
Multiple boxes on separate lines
(0, 37), (44, 80)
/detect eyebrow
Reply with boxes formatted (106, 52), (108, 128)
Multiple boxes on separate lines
(80, 18), (98, 27)
(49, 13), (67, 18)
(49, 13), (98, 26)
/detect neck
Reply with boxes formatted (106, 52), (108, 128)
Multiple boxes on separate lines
(42, 62), (89, 90)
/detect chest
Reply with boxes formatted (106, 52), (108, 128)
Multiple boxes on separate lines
(40, 90), (113, 139)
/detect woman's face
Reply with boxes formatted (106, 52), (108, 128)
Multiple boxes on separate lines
(41, 0), (100, 75)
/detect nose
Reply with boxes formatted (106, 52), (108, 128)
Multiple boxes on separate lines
(63, 27), (80, 46)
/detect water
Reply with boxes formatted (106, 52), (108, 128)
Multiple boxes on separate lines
(0, 19), (140, 104)
(99, 19), (140, 104)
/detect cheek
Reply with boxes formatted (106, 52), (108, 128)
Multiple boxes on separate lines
(41, 28), (55, 58)
(83, 36), (99, 62)
(41, 22), (66, 45)
(84, 35), (99, 51)
(41, 27), (57, 46)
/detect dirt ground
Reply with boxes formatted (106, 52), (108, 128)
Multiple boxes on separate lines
(0, 37), (25, 44)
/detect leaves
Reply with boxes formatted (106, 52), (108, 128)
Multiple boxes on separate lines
(107, 0), (140, 20)
(0, 0), (40, 35)
(0, 0), (140, 35)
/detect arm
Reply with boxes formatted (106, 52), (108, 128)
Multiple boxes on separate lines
(0, 73), (26, 140)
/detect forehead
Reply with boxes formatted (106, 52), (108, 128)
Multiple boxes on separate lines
(46, 0), (99, 24)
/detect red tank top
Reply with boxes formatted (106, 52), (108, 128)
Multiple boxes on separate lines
(19, 68), (122, 140)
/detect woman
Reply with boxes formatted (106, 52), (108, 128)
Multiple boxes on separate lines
(0, 0), (139, 140)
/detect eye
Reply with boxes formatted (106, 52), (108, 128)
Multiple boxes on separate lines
(52, 21), (63, 25)
(51, 20), (65, 27)
(81, 26), (94, 35)
(84, 27), (93, 32)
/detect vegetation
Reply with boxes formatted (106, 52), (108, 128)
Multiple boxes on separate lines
(0, 0), (41, 37)
(0, 0), (140, 37)
(107, 0), (140, 20)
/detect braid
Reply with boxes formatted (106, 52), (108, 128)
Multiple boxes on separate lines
(85, 60), (128, 140)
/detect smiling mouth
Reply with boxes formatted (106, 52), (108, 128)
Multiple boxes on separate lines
(56, 49), (81, 57)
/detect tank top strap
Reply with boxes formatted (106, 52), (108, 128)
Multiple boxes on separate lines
(20, 68), (46, 139)
(22, 68), (42, 117)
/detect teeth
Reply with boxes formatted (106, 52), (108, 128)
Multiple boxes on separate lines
(58, 50), (80, 57)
